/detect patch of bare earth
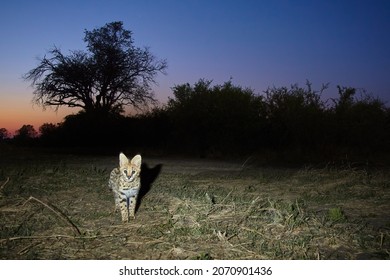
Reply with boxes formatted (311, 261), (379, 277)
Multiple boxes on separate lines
(1, 155), (389, 259)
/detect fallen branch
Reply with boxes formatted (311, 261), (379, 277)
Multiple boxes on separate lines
(23, 196), (81, 235)
(18, 243), (38, 255)
(241, 156), (253, 169)
(0, 234), (115, 244)
(0, 177), (10, 192)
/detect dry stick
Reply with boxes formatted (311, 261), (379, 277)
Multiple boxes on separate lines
(220, 189), (234, 204)
(206, 189), (234, 216)
(18, 243), (37, 256)
(238, 196), (260, 220)
(0, 177), (10, 191)
(241, 156), (252, 168)
(0, 234), (115, 244)
(23, 196), (81, 235)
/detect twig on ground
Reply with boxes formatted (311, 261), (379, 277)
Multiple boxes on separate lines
(0, 177), (10, 193)
(23, 196), (81, 235)
(241, 156), (253, 169)
(220, 189), (233, 204)
(0, 234), (115, 244)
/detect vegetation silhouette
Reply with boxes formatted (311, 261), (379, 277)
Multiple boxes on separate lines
(12, 125), (38, 145)
(166, 79), (264, 156)
(24, 21), (167, 116)
(15, 71), (390, 164)
(16, 21), (389, 164)
(0, 128), (9, 140)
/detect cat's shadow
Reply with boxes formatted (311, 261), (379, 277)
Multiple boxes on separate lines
(136, 162), (163, 213)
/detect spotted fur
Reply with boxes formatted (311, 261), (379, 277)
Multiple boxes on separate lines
(109, 153), (142, 222)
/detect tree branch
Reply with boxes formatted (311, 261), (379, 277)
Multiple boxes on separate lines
(24, 22), (167, 114)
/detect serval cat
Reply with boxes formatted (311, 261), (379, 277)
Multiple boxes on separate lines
(109, 153), (142, 222)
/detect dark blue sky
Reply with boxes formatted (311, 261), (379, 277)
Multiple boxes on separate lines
(1, 0), (389, 132)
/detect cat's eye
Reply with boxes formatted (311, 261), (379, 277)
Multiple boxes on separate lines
(124, 169), (135, 177)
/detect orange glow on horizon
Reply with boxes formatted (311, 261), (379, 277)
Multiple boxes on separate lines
(0, 87), (166, 136)
(0, 97), (78, 136)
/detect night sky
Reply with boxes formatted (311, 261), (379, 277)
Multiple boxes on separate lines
(1, 0), (389, 134)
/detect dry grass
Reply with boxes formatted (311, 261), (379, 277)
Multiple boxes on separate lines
(0, 149), (389, 259)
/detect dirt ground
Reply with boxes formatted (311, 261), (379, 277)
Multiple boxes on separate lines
(0, 149), (389, 259)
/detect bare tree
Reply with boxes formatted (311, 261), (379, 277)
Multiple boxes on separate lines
(24, 22), (167, 115)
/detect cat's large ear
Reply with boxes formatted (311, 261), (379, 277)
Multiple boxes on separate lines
(119, 153), (129, 167)
(131, 155), (142, 169)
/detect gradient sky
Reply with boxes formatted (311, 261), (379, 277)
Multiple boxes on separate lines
(1, 0), (389, 135)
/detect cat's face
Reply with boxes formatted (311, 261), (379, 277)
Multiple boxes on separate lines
(119, 153), (142, 182)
